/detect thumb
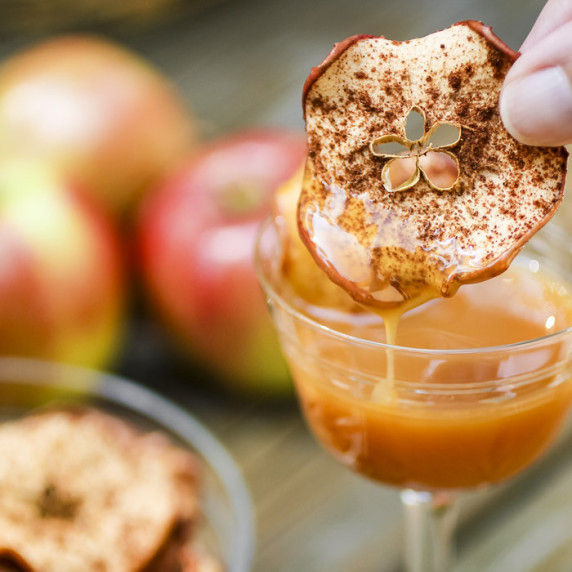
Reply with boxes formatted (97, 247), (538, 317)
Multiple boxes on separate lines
(500, 20), (572, 147)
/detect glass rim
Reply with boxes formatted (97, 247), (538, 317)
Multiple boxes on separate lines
(255, 216), (572, 357)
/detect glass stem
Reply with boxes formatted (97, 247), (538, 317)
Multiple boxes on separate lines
(400, 489), (458, 572)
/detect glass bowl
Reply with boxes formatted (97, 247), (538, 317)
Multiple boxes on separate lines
(0, 357), (255, 572)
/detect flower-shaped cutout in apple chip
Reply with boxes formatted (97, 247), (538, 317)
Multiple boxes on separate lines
(370, 106), (461, 193)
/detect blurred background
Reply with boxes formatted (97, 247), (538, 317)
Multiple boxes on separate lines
(0, 0), (548, 137)
(1, 0), (572, 571)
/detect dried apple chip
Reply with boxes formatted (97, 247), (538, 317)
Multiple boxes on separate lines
(298, 21), (568, 311)
(0, 408), (200, 572)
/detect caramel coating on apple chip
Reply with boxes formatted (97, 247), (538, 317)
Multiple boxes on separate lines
(298, 21), (568, 310)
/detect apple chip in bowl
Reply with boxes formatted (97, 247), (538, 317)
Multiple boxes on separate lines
(0, 359), (254, 572)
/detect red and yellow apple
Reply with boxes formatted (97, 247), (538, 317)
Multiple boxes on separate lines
(0, 35), (196, 219)
(137, 129), (307, 395)
(0, 160), (125, 368)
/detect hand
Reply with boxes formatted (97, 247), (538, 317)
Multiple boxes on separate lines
(500, 0), (572, 146)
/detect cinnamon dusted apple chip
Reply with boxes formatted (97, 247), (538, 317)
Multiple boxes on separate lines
(0, 408), (201, 572)
(298, 21), (568, 311)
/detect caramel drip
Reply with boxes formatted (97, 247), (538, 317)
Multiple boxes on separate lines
(370, 309), (400, 403)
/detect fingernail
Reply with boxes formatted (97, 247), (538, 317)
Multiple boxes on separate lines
(500, 66), (572, 146)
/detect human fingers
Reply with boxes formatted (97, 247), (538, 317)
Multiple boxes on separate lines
(500, 19), (572, 146)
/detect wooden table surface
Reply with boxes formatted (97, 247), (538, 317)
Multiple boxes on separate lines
(3, 0), (572, 570)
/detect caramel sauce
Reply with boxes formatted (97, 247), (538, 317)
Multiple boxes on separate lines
(288, 23), (570, 491)
(283, 262), (572, 490)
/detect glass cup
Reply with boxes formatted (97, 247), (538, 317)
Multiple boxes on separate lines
(0, 357), (255, 572)
(255, 218), (572, 572)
